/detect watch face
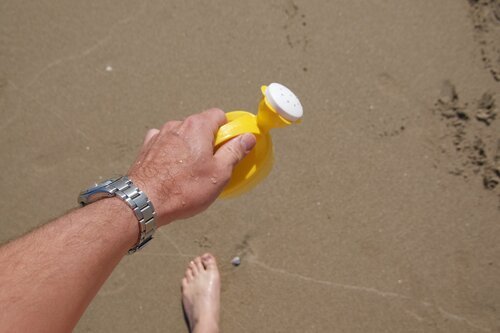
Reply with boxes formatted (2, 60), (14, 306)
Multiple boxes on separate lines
(78, 176), (121, 206)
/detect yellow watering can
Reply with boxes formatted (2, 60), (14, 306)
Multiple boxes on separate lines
(215, 83), (303, 198)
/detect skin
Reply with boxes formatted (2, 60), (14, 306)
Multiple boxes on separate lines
(0, 108), (255, 333)
(182, 253), (221, 333)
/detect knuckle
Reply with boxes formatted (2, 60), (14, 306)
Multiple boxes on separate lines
(202, 108), (226, 126)
(181, 115), (199, 129)
(185, 115), (198, 124)
(162, 120), (180, 132)
(206, 108), (225, 118)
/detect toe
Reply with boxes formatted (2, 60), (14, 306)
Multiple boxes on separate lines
(194, 256), (204, 271)
(186, 267), (194, 281)
(201, 253), (218, 271)
(189, 260), (198, 275)
(181, 277), (188, 289)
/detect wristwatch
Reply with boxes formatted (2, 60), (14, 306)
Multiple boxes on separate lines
(78, 176), (156, 254)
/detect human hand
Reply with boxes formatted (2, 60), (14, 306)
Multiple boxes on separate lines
(128, 109), (256, 227)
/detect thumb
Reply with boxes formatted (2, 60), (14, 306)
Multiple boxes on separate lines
(214, 133), (256, 168)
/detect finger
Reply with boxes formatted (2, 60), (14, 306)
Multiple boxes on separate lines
(214, 133), (256, 169)
(199, 108), (227, 135)
(160, 120), (182, 134)
(179, 108), (226, 138)
(175, 109), (227, 152)
(134, 128), (160, 164)
(143, 128), (160, 148)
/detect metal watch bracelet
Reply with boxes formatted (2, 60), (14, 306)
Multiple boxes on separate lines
(110, 176), (156, 254)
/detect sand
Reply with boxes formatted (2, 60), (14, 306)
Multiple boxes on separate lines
(1, 0), (499, 332)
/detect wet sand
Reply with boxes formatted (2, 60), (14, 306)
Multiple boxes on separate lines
(1, 1), (499, 332)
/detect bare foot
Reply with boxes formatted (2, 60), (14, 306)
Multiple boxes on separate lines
(181, 253), (220, 333)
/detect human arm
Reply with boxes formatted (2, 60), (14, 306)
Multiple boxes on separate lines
(0, 109), (256, 333)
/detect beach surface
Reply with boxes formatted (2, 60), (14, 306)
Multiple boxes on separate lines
(1, 1), (499, 332)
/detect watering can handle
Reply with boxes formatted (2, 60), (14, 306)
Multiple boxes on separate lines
(214, 112), (261, 147)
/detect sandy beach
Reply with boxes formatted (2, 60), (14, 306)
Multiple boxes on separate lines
(1, 0), (499, 332)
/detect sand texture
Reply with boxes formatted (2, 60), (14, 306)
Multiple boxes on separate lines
(1, 0), (499, 332)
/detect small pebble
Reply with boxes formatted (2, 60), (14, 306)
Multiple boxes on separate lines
(105, 65), (113, 72)
(231, 256), (241, 266)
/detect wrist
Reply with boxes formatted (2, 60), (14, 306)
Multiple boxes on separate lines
(127, 174), (176, 227)
(88, 197), (140, 252)
(79, 175), (158, 253)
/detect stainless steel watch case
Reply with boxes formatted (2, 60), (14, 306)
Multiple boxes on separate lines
(78, 177), (120, 205)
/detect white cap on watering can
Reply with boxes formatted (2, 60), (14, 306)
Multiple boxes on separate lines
(264, 83), (303, 122)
